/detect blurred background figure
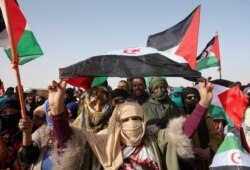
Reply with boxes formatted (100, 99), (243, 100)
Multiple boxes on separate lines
(24, 88), (37, 119)
(130, 77), (149, 105)
(4, 87), (15, 99)
(74, 88), (84, 101)
(117, 80), (129, 93)
(111, 88), (129, 106)
(65, 87), (78, 121)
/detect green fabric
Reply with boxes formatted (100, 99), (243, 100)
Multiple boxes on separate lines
(209, 105), (234, 127)
(196, 56), (219, 71)
(142, 97), (180, 128)
(148, 77), (168, 93)
(91, 77), (108, 88)
(5, 30), (43, 65)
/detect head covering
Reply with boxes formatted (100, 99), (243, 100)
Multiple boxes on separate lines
(24, 88), (36, 95)
(0, 98), (20, 112)
(65, 87), (74, 97)
(4, 87), (14, 96)
(0, 98), (21, 132)
(169, 87), (184, 108)
(73, 86), (112, 132)
(84, 101), (146, 170)
(182, 87), (200, 114)
(148, 77), (168, 93)
(111, 88), (129, 99)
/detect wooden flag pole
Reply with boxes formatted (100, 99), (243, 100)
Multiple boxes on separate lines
(3, 0), (27, 118)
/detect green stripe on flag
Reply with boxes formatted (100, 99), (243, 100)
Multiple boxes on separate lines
(5, 30), (43, 65)
(209, 105), (234, 127)
(196, 56), (219, 71)
(210, 133), (250, 169)
(216, 135), (245, 153)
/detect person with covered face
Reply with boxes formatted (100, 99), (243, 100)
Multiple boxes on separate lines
(0, 98), (22, 169)
(142, 77), (181, 133)
(181, 87), (222, 170)
(72, 85), (113, 170)
(45, 78), (213, 169)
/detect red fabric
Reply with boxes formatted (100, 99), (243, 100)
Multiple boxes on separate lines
(175, 5), (200, 69)
(64, 77), (94, 90)
(183, 103), (207, 138)
(4, 0), (26, 65)
(51, 111), (73, 147)
(212, 35), (221, 61)
(219, 85), (248, 130)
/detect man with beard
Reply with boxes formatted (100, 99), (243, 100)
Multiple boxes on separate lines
(181, 87), (222, 170)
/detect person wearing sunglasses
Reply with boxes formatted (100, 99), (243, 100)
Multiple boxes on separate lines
(181, 86), (222, 170)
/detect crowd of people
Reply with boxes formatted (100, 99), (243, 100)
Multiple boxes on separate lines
(0, 77), (249, 170)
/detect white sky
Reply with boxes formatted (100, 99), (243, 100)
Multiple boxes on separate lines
(0, 0), (250, 90)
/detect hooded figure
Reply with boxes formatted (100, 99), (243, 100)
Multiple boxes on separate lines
(0, 98), (22, 169)
(182, 87), (200, 114)
(181, 87), (222, 170)
(142, 77), (180, 130)
(72, 86), (113, 170)
(73, 86), (112, 133)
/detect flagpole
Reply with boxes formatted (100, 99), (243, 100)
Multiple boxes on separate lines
(219, 64), (222, 79)
(3, 0), (27, 118)
(216, 32), (222, 79)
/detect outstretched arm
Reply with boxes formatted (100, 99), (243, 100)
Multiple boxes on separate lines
(47, 80), (73, 146)
(183, 79), (213, 138)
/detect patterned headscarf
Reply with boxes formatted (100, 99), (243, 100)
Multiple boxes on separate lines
(73, 86), (112, 132)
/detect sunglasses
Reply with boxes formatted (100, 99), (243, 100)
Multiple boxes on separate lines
(186, 95), (198, 101)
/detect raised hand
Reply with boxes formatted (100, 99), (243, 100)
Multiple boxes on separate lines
(198, 78), (213, 108)
(48, 80), (67, 116)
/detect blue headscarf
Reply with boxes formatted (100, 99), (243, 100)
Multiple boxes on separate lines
(168, 87), (183, 108)
(44, 100), (52, 128)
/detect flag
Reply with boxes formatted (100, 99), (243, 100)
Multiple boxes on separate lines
(210, 79), (248, 129)
(147, 5), (200, 69)
(196, 33), (221, 71)
(64, 77), (108, 91)
(59, 47), (201, 89)
(0, 0), (43, 65)
(210, 133), (250, 169)
(0, 11), (8, 47)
